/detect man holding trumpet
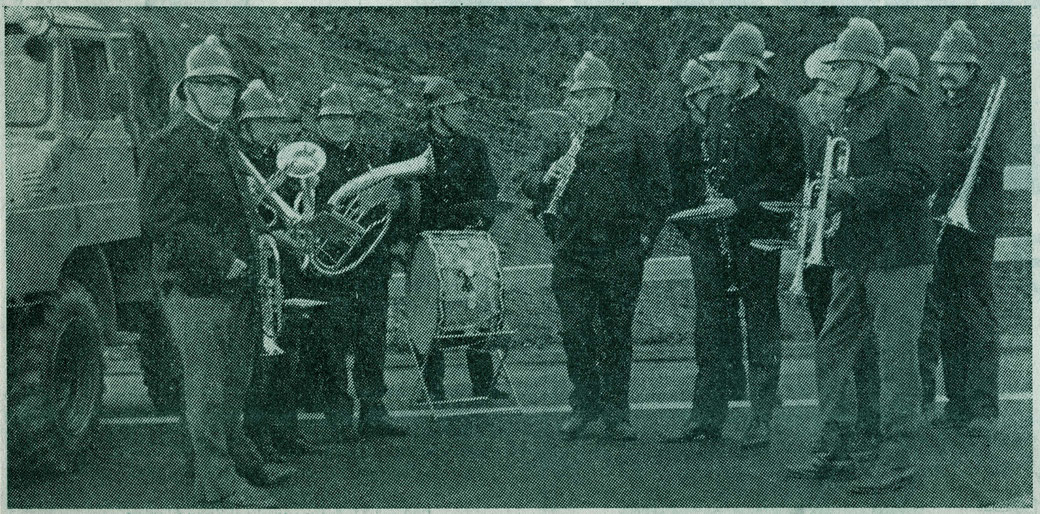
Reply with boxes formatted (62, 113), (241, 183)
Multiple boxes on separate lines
(919, 20), (1007, 437)
(522, 52), (671, 441)
(785, 18), (934, 494)
(664, 23), (803, 449)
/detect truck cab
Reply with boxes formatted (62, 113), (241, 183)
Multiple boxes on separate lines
(6, 7), (180, 473)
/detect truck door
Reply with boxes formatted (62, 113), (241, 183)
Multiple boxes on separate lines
(60, 31), (139, 245)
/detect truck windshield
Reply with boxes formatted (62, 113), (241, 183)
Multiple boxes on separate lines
(6, 27), (52, 127)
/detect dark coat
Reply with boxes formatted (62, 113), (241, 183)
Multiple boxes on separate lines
(696, 88), (805, 242)
(822, 83), (937, 269)
(139, 115), (264, 298)
(387, 125), (499, 238)
(927, 78), (1007, 238)
(667, 89), (803, 280)
(522, 114), (672, 260)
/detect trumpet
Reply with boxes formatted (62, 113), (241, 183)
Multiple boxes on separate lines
(804, 134), (851, 268)
(937, 76), (1006, 236)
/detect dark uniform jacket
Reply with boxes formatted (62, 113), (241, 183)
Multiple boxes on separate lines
(822, 83), (936, 269)
(522, 115), (672, 260)
(388, 125), (499, 237)
(668, 88), (804, 273)
(927, 78), (1007, 238)
(139, 115), (264, 298)
(277, 141), (394, 299)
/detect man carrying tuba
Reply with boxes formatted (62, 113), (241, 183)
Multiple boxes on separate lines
(664, 23), (804, 449)
(919, 20), (1007, 437)
(521, 52), (671, 441)
(279, 81), (410, 441)
(389, 76), (510, 403)
(785, 18), (934, 494)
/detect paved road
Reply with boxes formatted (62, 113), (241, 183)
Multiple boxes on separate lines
(8, 352), (1033, 509)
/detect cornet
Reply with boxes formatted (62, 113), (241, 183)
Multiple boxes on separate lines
(804, 134), (851, 268)
(937, 76), (1006, 237)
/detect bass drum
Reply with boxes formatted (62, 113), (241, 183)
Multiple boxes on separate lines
(407, 230), (508, 353)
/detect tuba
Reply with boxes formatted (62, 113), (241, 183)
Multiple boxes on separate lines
(240, 142), (434, 276)
(317, 144), (436, 275)
(937, 76), (1006, 237)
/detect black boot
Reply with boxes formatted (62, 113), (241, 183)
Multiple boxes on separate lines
(324, 398), (357, 443)
(359, 403), (408, 437)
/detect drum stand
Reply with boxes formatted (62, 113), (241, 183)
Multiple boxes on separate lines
(410, 328), (523, 421)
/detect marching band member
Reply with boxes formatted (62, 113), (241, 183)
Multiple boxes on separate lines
(281, 82), (409, 440)
(236, 80), (317, 459)
(785, 18), (935, 494)
(666, 59), (748, 414)
(389, 76), (510, 403)
(798, 44), (882, 460)
(522, 52), (672, 441)
(138, 36), (290, 508)
(920, 20), (1006, 437)
(665, 23), (804, 449)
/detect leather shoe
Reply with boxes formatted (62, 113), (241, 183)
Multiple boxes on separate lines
(604, 420), (638, 441)
(960, 417), (996, 438)
(932, 410), (968, 428)
(359, 415), (409, 437)
(209, 484), (276, 508)
(477, 387), (512, 400)
(272, 435), (317, 457)
(560, 411), (598, 439)
(661, 419), (720, 444)
(848, 465), (914, 494)
(740, 417), (772, 449)
(786, 453), (856, 480)
(258, 463), (296, 487)
(414, 390), (446, 406)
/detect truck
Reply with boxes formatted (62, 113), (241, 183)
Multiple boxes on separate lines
(6, 6), (185, 473)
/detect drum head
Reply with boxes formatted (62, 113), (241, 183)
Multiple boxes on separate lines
(407, 231), (506, 353)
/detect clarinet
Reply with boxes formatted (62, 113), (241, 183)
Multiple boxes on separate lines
(701, 129), (739, 294)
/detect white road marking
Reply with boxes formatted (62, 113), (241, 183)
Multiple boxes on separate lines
(99, 392), (1032, 426)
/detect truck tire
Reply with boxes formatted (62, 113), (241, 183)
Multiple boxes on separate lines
(8, 279), (106, 474)
(135, 302), (183, 415)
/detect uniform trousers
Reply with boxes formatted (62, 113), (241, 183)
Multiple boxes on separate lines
(689, 242), (781, 429)
(816, 265), (931, 468)
(804, 264), (880, 437)
(918, 225), (999, 420)
(158, 286), (265, 502)
(550, 244), (646, 422)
